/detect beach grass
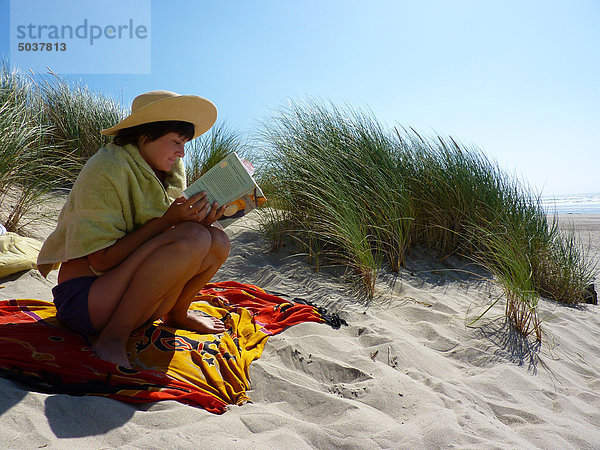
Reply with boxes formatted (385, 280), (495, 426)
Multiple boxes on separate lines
(467, 219), (542, 340)
(0, 65), (123, 231)
(0, 98), (68, 233)
(259, 100), (413, 297)
(533, 222), (597, 305)
(259, 99), (597, 338)
(35, 70), (124, 179)
(0, 61), (30, 109)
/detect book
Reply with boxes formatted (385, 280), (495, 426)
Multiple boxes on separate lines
(182, 152), (266, 228)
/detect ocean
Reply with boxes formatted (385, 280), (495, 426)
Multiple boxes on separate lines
(541, 192), (600, 215)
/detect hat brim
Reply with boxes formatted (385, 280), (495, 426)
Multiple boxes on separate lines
(100, 95), (217, 139)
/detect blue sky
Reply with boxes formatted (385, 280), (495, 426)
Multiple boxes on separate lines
(2, 0), (599, 196)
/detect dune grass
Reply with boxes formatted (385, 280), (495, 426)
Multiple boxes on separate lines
(259, 101), (412, 297)
(0, 99), (69, 233)
(0, 61), (30, 109)
(0, 65), (124, 231)
(467, 219), (543, 340)
(35, 71), (125, 179)
(532, 222), (597, 305)
(259, 99), (597, 339)
(184, 122), (247, 186)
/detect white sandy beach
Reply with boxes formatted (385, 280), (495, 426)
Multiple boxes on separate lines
(1, 213), (599, 449)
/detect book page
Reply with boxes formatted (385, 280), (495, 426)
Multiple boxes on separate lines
(183, 153), (256, 206)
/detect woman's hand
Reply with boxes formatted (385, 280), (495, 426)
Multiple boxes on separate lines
(162, 192), (211, 227)
(201, 202), (226, 227)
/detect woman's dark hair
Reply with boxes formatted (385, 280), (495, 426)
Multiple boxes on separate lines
(113, 120), (195, 147)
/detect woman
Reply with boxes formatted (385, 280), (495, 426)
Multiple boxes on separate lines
(37, 90), (230, 368)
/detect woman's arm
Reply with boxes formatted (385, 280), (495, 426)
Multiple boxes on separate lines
(88, 192), (224, 273)
(88, 215), (172, 273)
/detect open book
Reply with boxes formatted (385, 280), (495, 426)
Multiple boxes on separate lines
(182, 153), (266, 228)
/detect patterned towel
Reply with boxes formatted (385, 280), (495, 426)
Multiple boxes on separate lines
(0, 281), (345, 414)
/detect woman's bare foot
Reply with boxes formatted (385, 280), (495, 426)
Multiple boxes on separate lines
(164, 311), (226, 334)
(93, 336), (132, 369)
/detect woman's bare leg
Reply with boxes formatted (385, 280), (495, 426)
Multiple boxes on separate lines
(88, 222), (208, 328)
(89, 223), (218, 367)
(161, 226), (230, 331)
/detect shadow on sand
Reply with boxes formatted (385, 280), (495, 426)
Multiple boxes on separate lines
(44, 394), (137, 438)
(472, 317), (541, 374)
(0, 376), (138, 438)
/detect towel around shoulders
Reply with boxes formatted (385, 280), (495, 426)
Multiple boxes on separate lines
(36, 143), (186, 277)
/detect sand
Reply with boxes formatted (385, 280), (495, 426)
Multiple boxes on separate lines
(1, 213), (599, 449)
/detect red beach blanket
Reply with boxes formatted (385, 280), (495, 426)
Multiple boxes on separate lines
(0, 281), (344, 414)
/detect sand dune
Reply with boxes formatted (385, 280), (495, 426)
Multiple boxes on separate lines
(1, 213), (599, 448)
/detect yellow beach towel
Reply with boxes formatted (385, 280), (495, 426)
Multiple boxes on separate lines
(0, 233), (43, 279)
(37, 143), (186, 277)
(0, 281), (345, 413)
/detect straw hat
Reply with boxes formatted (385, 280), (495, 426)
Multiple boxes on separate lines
(101, 90), (217, 139)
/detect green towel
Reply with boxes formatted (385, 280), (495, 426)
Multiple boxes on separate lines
(37, 143), (186, 277)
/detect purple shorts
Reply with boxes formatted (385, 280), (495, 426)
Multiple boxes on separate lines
(52, 276), (98, 335)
